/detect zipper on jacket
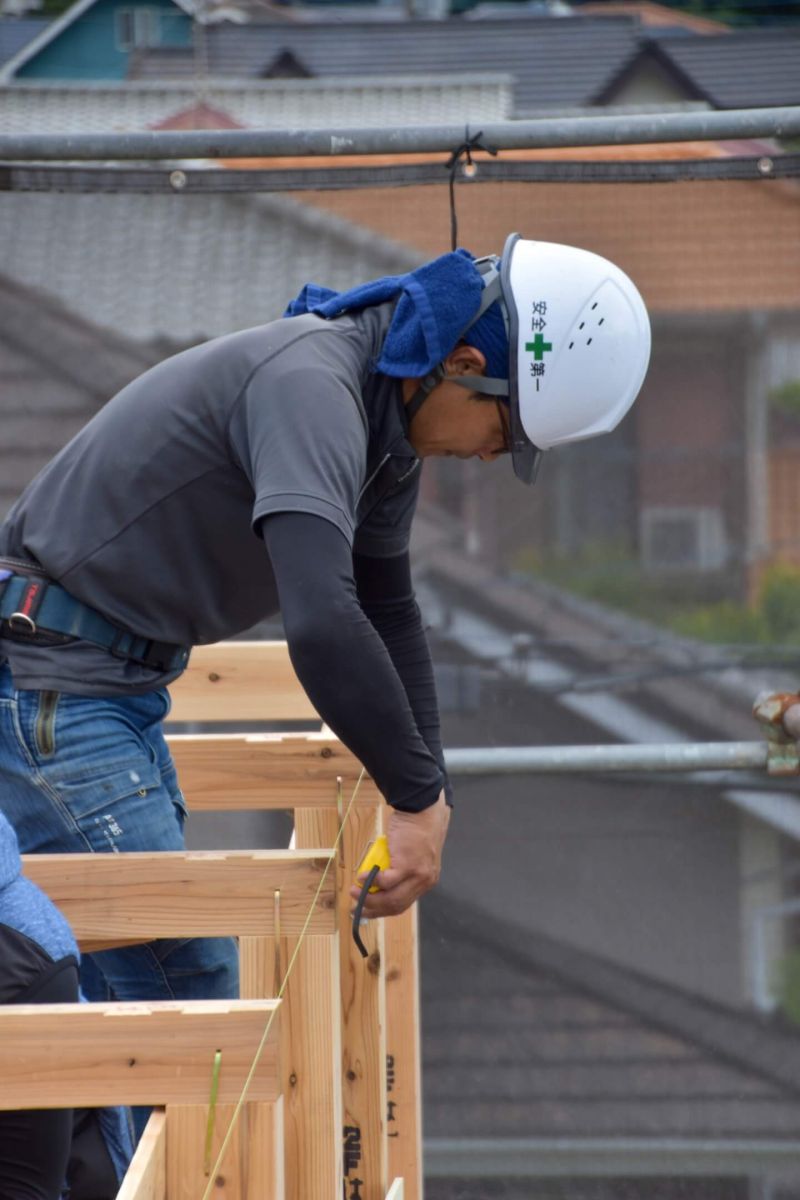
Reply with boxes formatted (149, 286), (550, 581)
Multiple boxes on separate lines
(356, 453), (391, 508)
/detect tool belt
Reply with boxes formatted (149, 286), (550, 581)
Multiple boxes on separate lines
(0, 557), (189, 673)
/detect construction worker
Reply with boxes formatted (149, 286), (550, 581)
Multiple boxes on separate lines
(0, 234), (650, 1015)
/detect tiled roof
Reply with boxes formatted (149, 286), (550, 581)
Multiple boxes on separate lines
(576, 2), (731, 35)
(127, 15), (800, 115)
(0, 76), (511, 134)
(0, 190), (422, 344)
(0, 15), (47, 67)
(422, 890), (800, 1141)
(150, 99), (245, 130)
(130, 16), (642, 116)
(0, 272), (160, 517)
(656, 30), (800, 110)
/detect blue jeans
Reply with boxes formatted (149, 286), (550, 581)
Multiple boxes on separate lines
(0, 661), (239, 1006)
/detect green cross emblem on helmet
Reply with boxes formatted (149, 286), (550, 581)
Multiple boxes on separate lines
(525, 334), (553, 362)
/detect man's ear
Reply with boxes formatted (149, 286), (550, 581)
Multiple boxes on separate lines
(442, 343), (486, 378)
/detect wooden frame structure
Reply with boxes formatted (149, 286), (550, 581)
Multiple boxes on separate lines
(2, 641), (420, 1200)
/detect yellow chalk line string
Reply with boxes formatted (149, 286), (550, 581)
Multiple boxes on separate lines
(199, 767), (366, 1199)
(203, 1050), (222, 1176)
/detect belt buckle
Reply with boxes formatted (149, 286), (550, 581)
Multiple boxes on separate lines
(7, 577), (46, 636)
(8, 611), (37, 635)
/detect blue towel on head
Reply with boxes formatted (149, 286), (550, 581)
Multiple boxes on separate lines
(467, 298), (509, 385)
(285, 248), (509, 383)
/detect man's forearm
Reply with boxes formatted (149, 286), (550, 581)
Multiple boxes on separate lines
(355, 564), (452, 803)
(261, 512), (444, 811)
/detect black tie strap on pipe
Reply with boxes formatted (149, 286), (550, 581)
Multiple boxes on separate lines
(446, 129), (498, 251)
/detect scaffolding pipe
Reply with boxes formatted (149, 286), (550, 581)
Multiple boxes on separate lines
(424, 1136), (800, 1177)
(1, 106), (799, 162)
(444, 741), (771, 775)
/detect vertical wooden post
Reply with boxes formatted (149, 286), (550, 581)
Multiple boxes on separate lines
(116, 1110), (167, 1200)
(379, 806), (423, 1200)
(240, 929), (341, 1200)
(382, 906), (423, 1200)
(165, 1097), (283, 1200)
(296, 804), (388, 1200)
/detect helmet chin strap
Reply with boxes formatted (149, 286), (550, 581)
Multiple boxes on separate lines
(452, 375), (509, 398)
(405, 365), (445, 426)
(406, 369), (510, 430)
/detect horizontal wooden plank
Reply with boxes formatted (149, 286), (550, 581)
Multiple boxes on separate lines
(80, 937), (149, 953)
(116, 1110), (166, 1200)
(168, 733), (382, 811)
(0, 1000), (279, 1108)
(168, 642), (318, 723)
(22, 850), (335, 939)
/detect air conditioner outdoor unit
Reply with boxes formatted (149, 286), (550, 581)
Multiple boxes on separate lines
(640, 506), (728, 571)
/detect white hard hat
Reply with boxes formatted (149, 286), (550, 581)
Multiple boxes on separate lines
(460, 233), (652, 484)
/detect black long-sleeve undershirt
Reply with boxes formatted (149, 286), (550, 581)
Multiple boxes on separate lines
(260, 512), (450, 813)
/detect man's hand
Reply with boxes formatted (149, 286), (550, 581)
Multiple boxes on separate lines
(349, 791), (450, 919)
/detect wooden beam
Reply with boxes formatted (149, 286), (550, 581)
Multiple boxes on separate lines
(0, 1000), (280, 1108)
(168, 642), (318, 723)
(116, 1110), (166, 1200)
(22, 849), (335, 940)
(168, 733), (382, 811)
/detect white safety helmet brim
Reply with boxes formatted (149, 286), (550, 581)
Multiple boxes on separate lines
(499, 232), (542, 484)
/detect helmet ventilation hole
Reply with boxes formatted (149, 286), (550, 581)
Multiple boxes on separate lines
(587, 338), (593, 346)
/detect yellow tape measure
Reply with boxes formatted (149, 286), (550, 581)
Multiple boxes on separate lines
(356, 834), (391, 893)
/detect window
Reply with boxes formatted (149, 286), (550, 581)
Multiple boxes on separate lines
(641, 506), (728, 571)
(115, 8), (163, 51)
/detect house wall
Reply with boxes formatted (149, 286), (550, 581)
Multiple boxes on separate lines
(769, 448), (800, 564)
(634, 328), (734, 514)
(635, 321), (749, 560)
(17, 0), (191, 81)
(299, 178), (800, 314)
(604, 56), (695, 108)
(428, 316), (750, 580)
(765, 326), (800, 566)
(0, 78), (511, 132)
